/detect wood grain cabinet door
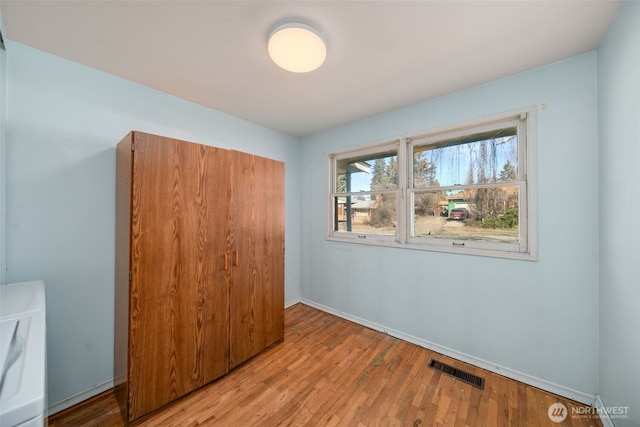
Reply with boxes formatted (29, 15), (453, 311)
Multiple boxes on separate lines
(228, 150), (285, 369)
(128, 134), (230, 421)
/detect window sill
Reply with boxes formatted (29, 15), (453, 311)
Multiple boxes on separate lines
(327, 234), (537, 261)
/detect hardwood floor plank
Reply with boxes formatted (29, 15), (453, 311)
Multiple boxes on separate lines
(48, 304), (603, 427)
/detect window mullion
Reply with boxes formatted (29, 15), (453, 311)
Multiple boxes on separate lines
(396, 138), (408, 244)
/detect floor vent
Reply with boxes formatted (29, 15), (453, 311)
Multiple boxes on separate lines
(428, 359), (485, 389)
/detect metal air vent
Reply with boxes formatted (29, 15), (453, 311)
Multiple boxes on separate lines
(428, 359), (485, 389)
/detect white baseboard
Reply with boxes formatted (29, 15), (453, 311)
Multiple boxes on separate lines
(48, 379), (114, 416)
(285, 298), (301, 309)
(594, 394), (617, 427)
(300, 298), (596, 406)
(49, 299), (597, 416)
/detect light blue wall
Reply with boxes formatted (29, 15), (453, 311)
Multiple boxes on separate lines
(5, 2), (638, 416)
(301, 53), (600, 397)
(598, 1), (640, 425)
(5, 41), (301, 406)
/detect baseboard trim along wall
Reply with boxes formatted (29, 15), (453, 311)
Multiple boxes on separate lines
(48, 379), (114, 415)
(285, 299), (300, 309)
(300, 298), (597, 406)
(49, 299), (598, 416)
(594, 394), (617, 427)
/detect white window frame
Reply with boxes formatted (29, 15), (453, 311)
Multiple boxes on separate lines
(328, 140), (401, 245)
(327, 107), (537, 261)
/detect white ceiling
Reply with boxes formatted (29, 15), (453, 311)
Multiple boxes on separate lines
(0, 0), (622, 137)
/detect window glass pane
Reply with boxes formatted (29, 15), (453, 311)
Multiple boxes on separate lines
(334, 193), (397, 235)
(336, 151), (398, 193)
(412, 187), (519, 244)
(413, 129), (518, 188)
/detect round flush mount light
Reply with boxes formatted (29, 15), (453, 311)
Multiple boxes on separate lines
(268, 23), (326, 73)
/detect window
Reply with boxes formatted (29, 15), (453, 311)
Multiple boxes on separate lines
(331, 143), (399, 241)
(328, 107), (536, 260)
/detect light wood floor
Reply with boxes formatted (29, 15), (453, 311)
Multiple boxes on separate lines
(48, 303), (603, 426)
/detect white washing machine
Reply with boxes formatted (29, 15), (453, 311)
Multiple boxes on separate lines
(0, 280), (47, 427)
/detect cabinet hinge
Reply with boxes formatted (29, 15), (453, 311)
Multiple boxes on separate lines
(129, 271), (132, 281)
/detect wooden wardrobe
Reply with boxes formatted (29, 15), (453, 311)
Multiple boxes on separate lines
(114, 131), (284, 423)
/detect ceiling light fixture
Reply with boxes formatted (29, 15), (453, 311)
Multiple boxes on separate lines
(268, 23), (326, 73)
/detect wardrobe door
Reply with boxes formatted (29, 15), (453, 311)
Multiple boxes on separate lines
(228, 151), (285, 369)
(128, 133), (230, 421)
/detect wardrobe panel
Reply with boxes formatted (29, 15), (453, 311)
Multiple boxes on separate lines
(114, 133), (132, 419)
(127, 133), (230, 421)
(228, 150), (285, 369)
